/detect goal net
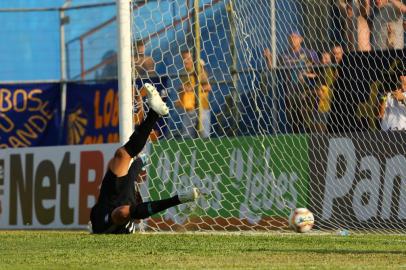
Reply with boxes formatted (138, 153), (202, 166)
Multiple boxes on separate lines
(126, 0), (406, 233)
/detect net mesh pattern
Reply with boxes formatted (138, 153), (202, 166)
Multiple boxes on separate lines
(125, 0), (406, 233)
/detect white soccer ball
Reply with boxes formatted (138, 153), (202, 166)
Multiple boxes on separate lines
(289, 208), (315, 233)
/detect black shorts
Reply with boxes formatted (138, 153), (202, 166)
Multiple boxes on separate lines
(89, 158), (144, 234)
(90, 204), (136, 234)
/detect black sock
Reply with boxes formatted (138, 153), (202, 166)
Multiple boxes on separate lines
(124, 109), (160, 157)
(130, 196), (181, 219)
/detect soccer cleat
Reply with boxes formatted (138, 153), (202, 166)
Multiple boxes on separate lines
(178, 187), (203, 203)
(87, 221), (93, 234)
(144, 83), (169, 116)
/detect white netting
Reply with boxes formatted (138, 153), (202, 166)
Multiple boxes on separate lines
(124, 0), (406, 233)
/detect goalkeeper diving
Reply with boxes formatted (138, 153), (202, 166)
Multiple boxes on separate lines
(89, 83), (203, 234)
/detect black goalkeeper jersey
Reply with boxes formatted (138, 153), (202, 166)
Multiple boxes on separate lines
(90, 158), (144, 234)
(96, 158), (144, 210)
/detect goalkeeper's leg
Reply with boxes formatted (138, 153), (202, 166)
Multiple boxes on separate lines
(109, 83), (169, 177)
(111, 188), (203, 225)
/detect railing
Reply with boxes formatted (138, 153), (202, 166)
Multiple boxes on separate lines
(69, 0), (223, 80)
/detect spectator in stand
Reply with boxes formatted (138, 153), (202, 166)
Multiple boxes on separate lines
(279, 32), (319, 67)
(330, 45), (344, 83)
(371, 0), (406, 50)
(313, 44), (346, 133)
(337, 0), (372, 52)
(133, 39), (155, 77)
(325, 44), (348, 133)
(176, 50), (212, 138)
(264, 30), (319, 133)
(313, 51), (334, 133)
(132, 39), (162, 141)
(98, 40), (156, 80)
(379, 75), (406, 130)
(99, 50), (118, 79)
(321, 52), (332, 66)
(332, 45), (345, 65)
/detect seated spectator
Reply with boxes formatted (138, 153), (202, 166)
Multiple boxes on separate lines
(264, 30), (319, 133)
(371, 0), (406, 50)
(379, 75), (406, 130)
(133, 39), (155, 77)
(176, 50), (212, 138)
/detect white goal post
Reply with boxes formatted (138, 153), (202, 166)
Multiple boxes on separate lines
(116, 0), (134, 144)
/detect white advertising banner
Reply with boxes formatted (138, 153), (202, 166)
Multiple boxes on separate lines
(0, 144), (119, 229)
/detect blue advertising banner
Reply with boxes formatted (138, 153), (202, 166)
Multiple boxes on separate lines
(0, 83), (61, 148)
(64, 78), (167, 145)
(64, 80), (119, 145)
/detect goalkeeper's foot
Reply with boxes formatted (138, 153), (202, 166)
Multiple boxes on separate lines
(178, 187), (204, 203)
(144, 83), (169, 116)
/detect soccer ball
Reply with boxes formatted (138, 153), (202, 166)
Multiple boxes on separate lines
(289, 208), (314, 233)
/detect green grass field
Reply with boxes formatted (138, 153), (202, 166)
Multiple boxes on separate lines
(1, 231), (406, 269)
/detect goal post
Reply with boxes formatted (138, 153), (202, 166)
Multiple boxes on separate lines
(116, 0), (133, 144)
(121, 0), (406, 233)
(194, 0), (204, 137)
